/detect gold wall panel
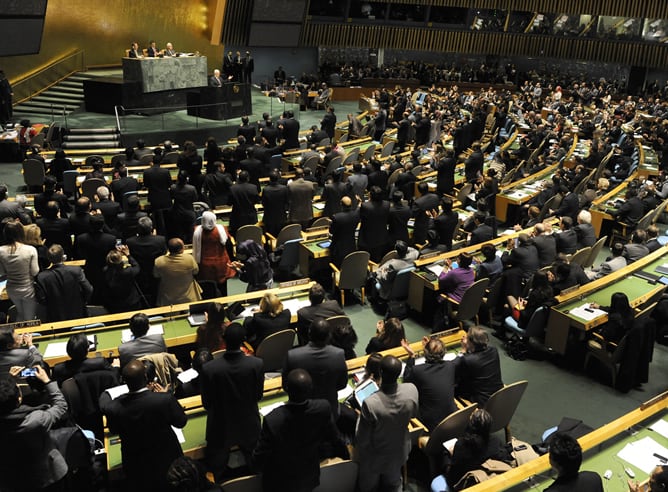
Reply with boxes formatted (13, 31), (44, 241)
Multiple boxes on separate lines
(1, 0), (225, 83)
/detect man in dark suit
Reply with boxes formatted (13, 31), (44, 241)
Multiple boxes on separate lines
(358, 186), (390, 263)
(329, 196), (360, 267)
(432, 196), (458, 251)
(35, 244), (92, 322)
(261, 170), (288, 237)
(453, 326), (503, 405)
(99, 359), (187, 492)
(434, 149), (457, 197)
(296, 283), (345, 345)
(37, 201), (72, 258)
(260, 118), (279, 148)
(464, 142), (484, 183)
(401, 337), (457, 431)
(92, 186), (120, 232)
(501, 233), (540, 298)
(239, 147), (264, 190)
(388, 191), (411, 244)
(555, 216), (578, 255)
(242, 51), (254, 84)
(254, 369), (347, 492)
(147, 40), (159, 57)
(469, 212), (494, 246)
(544, 433), (603, 492)
(118, 313), (167, 367)
(612, 188), (644, 227)
(110, 166), (139, 210)
(320, 106), (337, 140)
(74, 214), (116, 303)
(532, 222), (558, 267)
(143, 153), (173, 236)
(288, 168), (315, 229)
(116, 194), (148, 240)
(279, 110), (300, 151)
(412, 182), (439, 245)
(229, 170), (260, 235)
(552, 185), (580, 221)
(68, 196), (93, 236)
(126, 217), (166, 307)
(223, 51), (234, 79)
(283, 319), (347, 420)
(128, 42), (142, 58)
(236, 115), (256, 142)
(200, 323), (264, 482)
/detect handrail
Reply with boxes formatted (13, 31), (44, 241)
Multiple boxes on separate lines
(11, 49), (85, 107)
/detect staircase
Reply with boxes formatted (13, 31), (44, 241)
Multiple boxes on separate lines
(61, 127), (122, 150)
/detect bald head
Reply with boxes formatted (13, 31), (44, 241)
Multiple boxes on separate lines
(341, 196), (352, 209)
(123, 360), (147, 391)
(285, 368), (313, 403)
(380, 355), (402, 386)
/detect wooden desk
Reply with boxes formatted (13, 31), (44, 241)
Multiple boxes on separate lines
(495, 163), (559, 223)
(638, 143), (660, 180)
(545, 245), (668, 354)
(468, 391), (668, 492)
(299, 237), (331, 278)
(588, 172), (638, 237)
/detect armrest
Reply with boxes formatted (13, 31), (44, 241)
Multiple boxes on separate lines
(329, 263), (340, 273)
(439, 293), (460, 305)
(368, 260), (379, 271)
(229, 236), (236, 247)
(265, 232), (277, 243)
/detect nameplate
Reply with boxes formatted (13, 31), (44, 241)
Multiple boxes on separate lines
(278, 278), (310, 288)
(305, 225), (330, 233)
(0, 319), (42, 331)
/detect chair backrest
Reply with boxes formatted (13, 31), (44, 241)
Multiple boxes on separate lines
(255, 329), (296, 372)
(379, 250), (398, 265)
(387, 168), (402, 188)
(62, 170), (79, 195)
(454, 278), (490, 322)
(23, 159), (45, 187)
(524, 305), (550, 340)
(583, 235), (607, 269)
(212, 349), (225, 359)
(269, 154), (282, 171)
(424, 404), (478, 456)
(568, 247), (591, 267)
(456, 182), (473, 205)
(361, 144), (376, 162)
(318, 137), (331, 146)
(313, 460), (359, 492)
(221, 474), (263, 492)
(381, 141), (395, 158)
(485, 277), (504, 315)
(110, 154), (127, 167)
(85, 155), (104, 166)
(81, 178), (107, 201)
(339, 134), (349, 143)
(277, 238), (303, 272)
(311, 217), (332, 229)
(342, 148), (360, 167)
(276, 223), (302, 248)
(162, 151), (179, 164)
(139, 154), (153, 164)
(324, 155), (343, 178)
(61, 378), (83, 419)
(636, 208), (655, 232)
(338, 251), (371, 290)
(389, 266), (415, 300)
(86, 305), (108, 317)
(536, 194), (559, 223)
(484, 380), (529, 435)
(235, 225), (264, 245)
(303, 155), (320, 175)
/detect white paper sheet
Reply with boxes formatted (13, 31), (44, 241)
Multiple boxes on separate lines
(338, 385), (354, 400)
(568, 303), (607, 321)
(617, 436), (668, 473)
(649, 419), (668, 439)
(121, 325), (164, 343)
(171, 426), (186, 444)
(260, 401), (285, 416)
(105, 384), (129, 400)
(281, 298), (311, 313)
(43, 341), (69, 358)
(426, 264), (444, 277)
(177, 368), (199, 384)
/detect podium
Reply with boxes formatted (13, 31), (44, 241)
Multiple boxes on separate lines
(186, 83), (252, 121)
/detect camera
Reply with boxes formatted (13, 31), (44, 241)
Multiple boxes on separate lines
(20, 367), (38, 378)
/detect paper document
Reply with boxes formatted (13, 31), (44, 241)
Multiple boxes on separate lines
(44, 342), (69, 358)
(239, 304), (260, 319)
(177, 368), (199, 384)
(260, 401), (285, 417)
(171, 426), (186, 444)
(121, 325), (164, 343)
(426, 264), (444, 277)
(617, 436), (668, 473)
(105, 384), (129, 400)
(281, 298), (311, 313)
(649, 419), (668, 439)
(338, 385), (354, 400)
(568, 304), (607, 321)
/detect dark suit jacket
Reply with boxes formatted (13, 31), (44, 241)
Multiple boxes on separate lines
(200, 350), (264, 451)
(93, 199), (121, 230)
(322, 182), (347, 218)
(544, 471), (604, 492)
(533, 234), (558, 267)
(502, 243), (540, 274)
(99, 389), (187, 492)
(254, 399), (341, 492)
(261, 183), (289, 236)
(433, 211), (458, 250)
(127, 234), (167, 296)
(110, 176), (140, 209)
(296, 300), (344, 345)
(35, 264), (92, 322)
(359, 200), (390, 251)
(454, 346), (504, 405)
(118, 334), (168, 367)
(288, 179), (315, 223)
(403, 358), (457, 431)
(554, 192), (580, 221)
(469, 223), (494, 246)
(412, 192), (439, 245)
(283, 343), (348, 417)
(116, 211), (148, 240)
(389, 203), (411, 244)
(330, 209), (359, 266)
(244, 309), (291, 350)
(555, 230), (578, 255)
(464, 151), (484, 182)
(321, 112), (337, 139)
(280, 118), (300, 150)
(229, 182), (260, 233)
(435, 156), (456, 196)
(574, 223), (596, 249)
(143, 166), (173, 210)
(37, 217), (72, 256)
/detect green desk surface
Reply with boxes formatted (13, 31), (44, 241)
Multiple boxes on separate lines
(302, 240), (329, 255)
(499, 167), (554, 199)
(513, 411), (668, 491)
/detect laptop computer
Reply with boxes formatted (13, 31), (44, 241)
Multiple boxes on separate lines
(354, 379), (379, 408)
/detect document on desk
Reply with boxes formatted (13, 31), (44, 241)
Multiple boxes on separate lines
(44, 341), (69, 358)
(650, 418), (668, 439)
(177, 368), (199, 384)
(338, 385), (354, 400)
(105, 384), (129, 400)
(617, 436), (668, 473)
(568, 304), (607, 321)
(121, 325), (164, 343)
(426, 264), (444, 277)
(260, 401), (285, 417)
(281, 298), (311, 313)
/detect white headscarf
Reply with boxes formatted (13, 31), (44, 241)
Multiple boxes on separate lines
(192, 211), (227, 262)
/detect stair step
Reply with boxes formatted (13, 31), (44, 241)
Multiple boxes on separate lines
(68, 127), (118, 135)
(32, 94), (82, 104)
(59, 80), (85, 89)
(49, 87), (84, 97)
(62, 141), (122, 149)
(64, 134), (119, 142)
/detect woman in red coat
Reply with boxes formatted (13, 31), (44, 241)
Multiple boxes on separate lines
(192, 211), (235, 296)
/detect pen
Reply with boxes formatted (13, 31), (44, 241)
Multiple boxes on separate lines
(654, 452), (668, 462)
